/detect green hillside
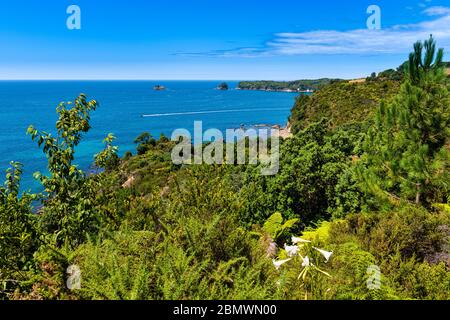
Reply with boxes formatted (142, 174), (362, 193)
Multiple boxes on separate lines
(289, 79), (401, 133)
(1, 37), (448, 301)
(288, 60), (450, 134)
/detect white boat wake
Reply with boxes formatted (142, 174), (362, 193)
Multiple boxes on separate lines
(142, 108), (287, 117)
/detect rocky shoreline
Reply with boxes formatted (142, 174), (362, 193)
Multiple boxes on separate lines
(238, 123), (292, 139)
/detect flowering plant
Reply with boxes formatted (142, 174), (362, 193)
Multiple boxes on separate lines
(272, 236), (333, 299)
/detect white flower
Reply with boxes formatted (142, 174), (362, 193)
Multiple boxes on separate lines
(313, 247), (333, 262)
(292, 236), (311, 244)
(272, 258), (291, 270)
(301, 256), (310, 267)
(284, 244), (299, 257)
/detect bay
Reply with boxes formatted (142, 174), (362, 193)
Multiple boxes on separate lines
(0, 80), (298, 192)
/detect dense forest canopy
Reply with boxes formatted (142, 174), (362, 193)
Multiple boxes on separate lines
(0, 36), (449, 300)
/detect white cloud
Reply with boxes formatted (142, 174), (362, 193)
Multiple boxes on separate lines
(423, 6), (450, 16)
(192, 6), (450, 57)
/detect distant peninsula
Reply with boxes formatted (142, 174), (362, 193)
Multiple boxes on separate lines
(237, 78), (341, 93)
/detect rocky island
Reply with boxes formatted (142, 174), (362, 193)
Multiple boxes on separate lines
(153, 85), (166, 91)
(217, 82), (229, 90)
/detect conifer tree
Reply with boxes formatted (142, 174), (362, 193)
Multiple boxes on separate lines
(360, 36), (449, 206)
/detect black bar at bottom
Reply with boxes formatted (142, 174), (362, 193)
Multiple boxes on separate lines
(1, 300), (446, 319)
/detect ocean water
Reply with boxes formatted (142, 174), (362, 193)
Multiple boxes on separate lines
(0, 81), (298, 192)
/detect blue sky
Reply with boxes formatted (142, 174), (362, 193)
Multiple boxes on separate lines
(1, 0), (450, 80)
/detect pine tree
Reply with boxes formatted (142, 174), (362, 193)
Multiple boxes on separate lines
(360, 36), (449, 206)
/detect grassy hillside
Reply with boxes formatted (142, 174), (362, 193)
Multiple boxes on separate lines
(289, 79), (401, 133)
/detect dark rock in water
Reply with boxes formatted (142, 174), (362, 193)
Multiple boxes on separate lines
(217, 82), (229, 90)
(153, 85), (166, 91)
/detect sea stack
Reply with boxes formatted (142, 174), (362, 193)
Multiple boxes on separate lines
(217, 82), (229, 90)
(153, 85), (166, 91)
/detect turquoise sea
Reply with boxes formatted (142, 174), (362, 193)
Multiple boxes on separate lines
(0, 81), (298, 192)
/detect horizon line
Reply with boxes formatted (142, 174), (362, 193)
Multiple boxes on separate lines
(0, 77), (351, 82)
